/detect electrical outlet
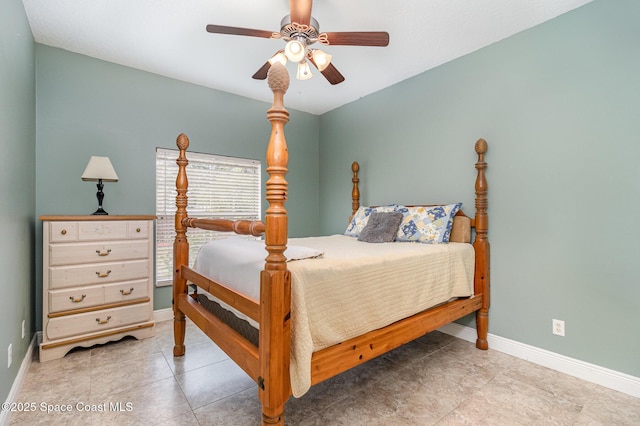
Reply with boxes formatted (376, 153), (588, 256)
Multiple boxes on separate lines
(8, 344), (12, 368)
(22, 320), (25, 339)
(552, 319), (565, 336)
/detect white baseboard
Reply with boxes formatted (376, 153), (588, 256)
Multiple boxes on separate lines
(1, 334), (36, 426)
(154, 307), (173, 323)
(438, 322), (640, 399)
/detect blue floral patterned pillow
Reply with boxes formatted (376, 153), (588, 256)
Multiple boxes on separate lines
(396, 203), (462, 243)
(345, 204), (403, 237)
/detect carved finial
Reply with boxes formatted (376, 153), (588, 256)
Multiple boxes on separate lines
(351, 161), (360, 173)
(267, 62), (290, 94)
(176, 133), (190, 150)
(475, 138), (487, 155)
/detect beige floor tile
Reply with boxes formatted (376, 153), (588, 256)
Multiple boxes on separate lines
(439, 337), (519, 374)
(374, 366), (464, 424)
(193, 388), (262, 426)
(175, 358), (256, 410)
(28, 345), (91, 382)
(504, 356), (599, 406)
(440, 373), (583, 425)
(9, 406), (93, 426)
(574, 384), (640, 425)
(405, 349), (496, 397)
(90, 376), (192, 426)
(90, 351), (174, 401)
(89, 334), (162, 366)
(162, 338), (229, 375)
(9, 319), (640, 425)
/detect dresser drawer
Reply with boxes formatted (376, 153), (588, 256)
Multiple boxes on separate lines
(104, 279), (149, 304)
(49, 222), (79, 242)
(48, 240), (150, 266)
(49, 260), (150, 289)
(78, 221), (128, 241)
(49, 285), (104, 313)
(46, 302), (152, 340)
(127, 221), (150, 239)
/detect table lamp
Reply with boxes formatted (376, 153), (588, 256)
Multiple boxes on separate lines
(81, 156), (119, 215)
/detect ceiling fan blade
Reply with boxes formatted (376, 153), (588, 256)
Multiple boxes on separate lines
(290, 0), (312, 26)
(252, 61), (272, 80)
(318, 63), (345, 85)
(324, 31), (389, 47)
(206, 24), (273, 39)
(308, 55), (345, 85)
(252, 50), (287, 80)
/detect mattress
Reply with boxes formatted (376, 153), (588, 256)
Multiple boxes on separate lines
(192, 234), (475, 396)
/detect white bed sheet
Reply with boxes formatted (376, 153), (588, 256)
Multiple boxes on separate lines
(192, 234), (475, 397)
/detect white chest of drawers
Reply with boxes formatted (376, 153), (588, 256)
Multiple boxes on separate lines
(39, 215), (156, 362)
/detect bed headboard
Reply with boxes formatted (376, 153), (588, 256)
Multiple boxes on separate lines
(347, 137), (488, 245)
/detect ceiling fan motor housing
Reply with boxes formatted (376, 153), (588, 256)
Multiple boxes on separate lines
(280, 14), (320, 45)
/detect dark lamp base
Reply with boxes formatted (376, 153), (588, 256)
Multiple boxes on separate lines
(92, 207), (109, 215)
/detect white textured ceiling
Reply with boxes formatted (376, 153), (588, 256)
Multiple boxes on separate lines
(22, 0), (592, 115)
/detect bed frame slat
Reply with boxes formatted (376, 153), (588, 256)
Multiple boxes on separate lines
(180, 266), (261, 323)
(176, 294), (260, 380)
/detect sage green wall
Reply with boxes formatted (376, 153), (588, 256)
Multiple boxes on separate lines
(35, 45), (320, 328)
(0, 0), (36, 403)
(319, 0), (640, 378)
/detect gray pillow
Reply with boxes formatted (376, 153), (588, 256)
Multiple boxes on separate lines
(357, 212), (403, 243)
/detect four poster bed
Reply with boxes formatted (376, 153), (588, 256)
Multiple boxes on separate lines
(172, 63), (490, 425)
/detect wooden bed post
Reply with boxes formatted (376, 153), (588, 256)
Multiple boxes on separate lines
(350, 161), (360, 221)
(173, 133), (190, 356)
(259, 62), (291, 425)
(473, 138), (490, 350)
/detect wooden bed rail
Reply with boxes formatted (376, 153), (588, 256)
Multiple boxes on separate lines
(182, 217), (265, 236)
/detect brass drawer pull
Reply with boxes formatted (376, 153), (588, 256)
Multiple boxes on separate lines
(120, 287), (134, 296)
(61, 229), (67, 235)
(69, 294), (86, 303)
(96, 270), (112, 278)
(95, 316), (112, 325)
(136, 228), (141, 233)
(96, 249), (112, 257)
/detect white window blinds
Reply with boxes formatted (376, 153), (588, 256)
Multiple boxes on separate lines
(155, 148), (261, 286)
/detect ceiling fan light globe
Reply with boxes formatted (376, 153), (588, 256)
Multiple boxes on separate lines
(296, 61), (313, 80)
(312, 49), (332, 71)
(284, 40), (305, 63)
(268, 51), (288, 66)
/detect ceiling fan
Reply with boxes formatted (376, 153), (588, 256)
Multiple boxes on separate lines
(206, 0), (389, 85)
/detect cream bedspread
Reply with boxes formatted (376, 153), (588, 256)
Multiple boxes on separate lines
(193, 235), (474, 397)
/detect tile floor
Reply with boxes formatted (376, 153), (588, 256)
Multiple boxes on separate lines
(8, 319), (640, 425)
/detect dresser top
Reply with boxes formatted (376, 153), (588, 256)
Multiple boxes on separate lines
(39, 215), (157, 221)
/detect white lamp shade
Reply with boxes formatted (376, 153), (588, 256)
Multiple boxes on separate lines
(284, 39), (305, 63)
(268, 51), (288, 66)
(296, 61), (313, 80)
(312, 49), (332, 71)
(81, 156), (119, 182)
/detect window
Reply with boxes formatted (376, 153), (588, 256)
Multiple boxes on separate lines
(155, 148), (261, 286)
